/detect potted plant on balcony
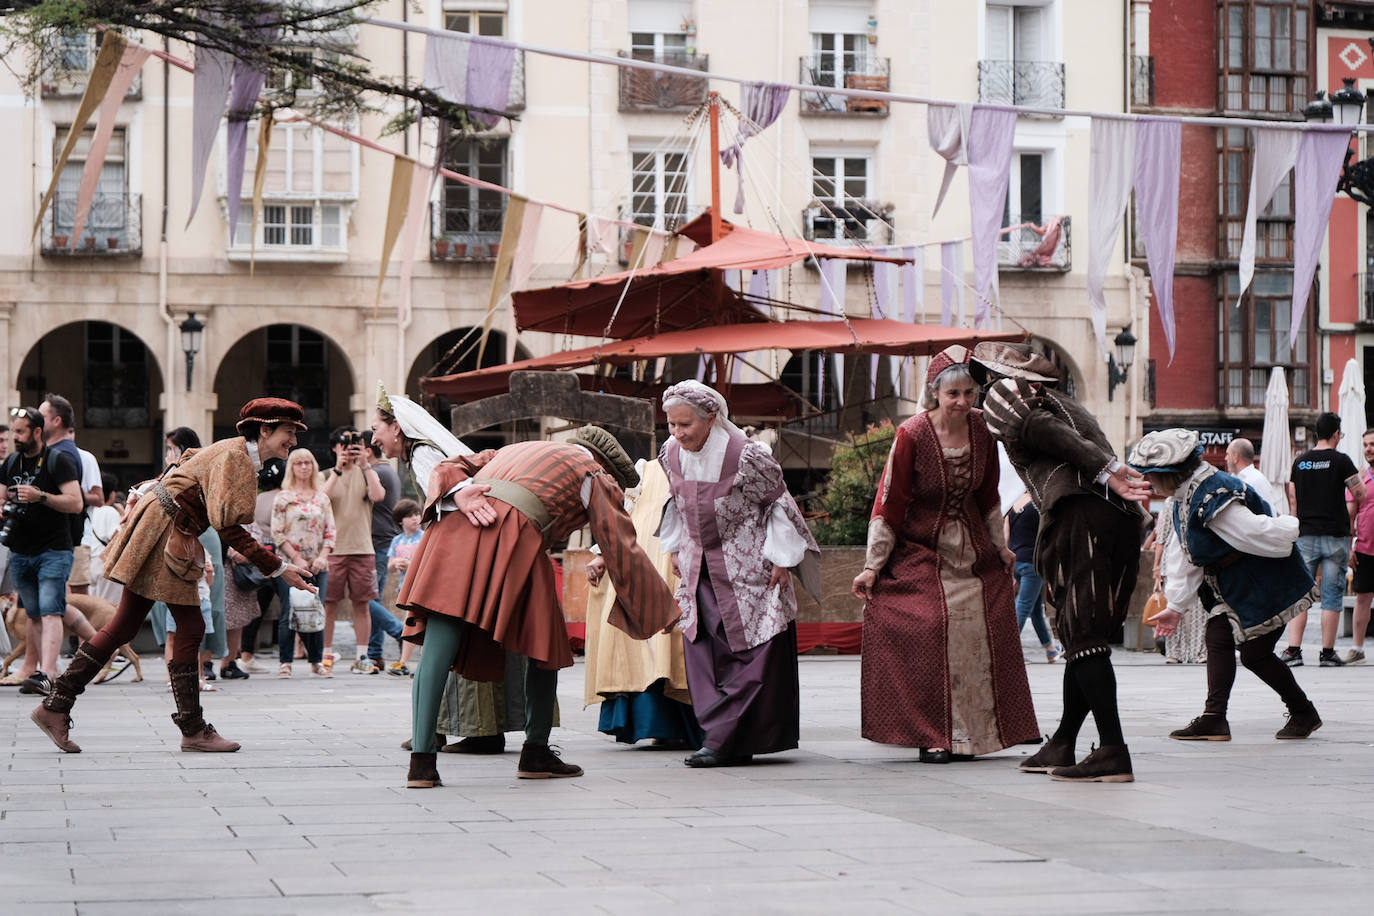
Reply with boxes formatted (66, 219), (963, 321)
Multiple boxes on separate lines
(107, 236), (121, 250)
(450, 241), (467, 259)
(53, 234), (68, 248)
(434, 238), (450, 259)
(83, 236), (96, 250)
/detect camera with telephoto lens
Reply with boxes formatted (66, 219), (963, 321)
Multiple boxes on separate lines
(0, 496), (27, 548)
(343, 432), (363, 448)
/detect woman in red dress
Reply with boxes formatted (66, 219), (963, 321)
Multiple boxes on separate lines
(852, 347), (1039, 763)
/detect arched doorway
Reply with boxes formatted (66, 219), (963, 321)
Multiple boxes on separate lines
(407, 327), (536, 453)
(15, 320), (165, 489)
(212, 324), (356, 463)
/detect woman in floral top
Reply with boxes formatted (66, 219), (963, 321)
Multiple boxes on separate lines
(271, 448), (335, 677)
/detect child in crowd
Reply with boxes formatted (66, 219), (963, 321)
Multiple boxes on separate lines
(383, 500), (423, 676)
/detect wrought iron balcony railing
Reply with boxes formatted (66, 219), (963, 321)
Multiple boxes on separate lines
(1131, 55), (1154, 107)
(618, 51), (709, 111)
(40, 192), (142, 257)
(977, 60), (1065, 111)
(801, 202), (895, 250)
(430, 202), (503, 261)
(997, 215), (1071, 272)
(798, 55), (890, 115)
(42, 32), (143, 99)
(1358, 273), (1374, 324)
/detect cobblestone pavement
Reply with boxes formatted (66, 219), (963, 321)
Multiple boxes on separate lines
(3, 639), (1373, 915)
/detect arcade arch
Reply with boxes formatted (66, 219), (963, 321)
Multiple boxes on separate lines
(405, 327), (535, 452)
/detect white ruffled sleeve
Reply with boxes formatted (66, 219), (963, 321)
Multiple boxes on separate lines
(657, 497), (686, 555)
(763, 501), (809, 568)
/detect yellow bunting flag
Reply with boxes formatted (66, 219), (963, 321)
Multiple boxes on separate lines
(477, 194), (526, 366)
(249, 109), (275, 275)
(376, 155), (416, 308)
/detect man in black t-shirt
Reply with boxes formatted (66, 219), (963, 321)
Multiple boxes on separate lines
(1282, 412), (1367, 667)
(0, 407), (84, 695)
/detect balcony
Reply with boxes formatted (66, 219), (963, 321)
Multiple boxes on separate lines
(799, 56), (890, 115)
(801, 202), (895, 254)
(618, 51), (709, 112)
(42, 33), (142, 99)
(1131, 55), (1154, 107)
(977, 60), (1065, 112)
(430, 202), (502, 262)
(1359, 273), (1374, 326)
(40, 193), (142, 257)
(998, 215), (1071, 272)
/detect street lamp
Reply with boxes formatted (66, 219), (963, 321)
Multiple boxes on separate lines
(180, 312), (204, 393)
(1302, 72), (1373, 204)
(1107, 326), (1136, 402)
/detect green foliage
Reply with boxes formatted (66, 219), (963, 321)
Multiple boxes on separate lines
(809, 420), (895, 546)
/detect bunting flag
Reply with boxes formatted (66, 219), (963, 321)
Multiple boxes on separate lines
(478, 194), (526, 364)
(572, 215), (589, 278)
(248, 108), (275, 273)
(939, 241), (960, 327)
(927, 102), (972, 218)
(720, 81), (791, 214)
(509, 201), (545, 292)
(1133, 119), (1182, 361)
(375, 155), (416, 306)
(967, 107), (1017, 328)
(1086, 118), (1137, 359)
(225, 64), (267, 244)
(424, 32), (515, 128)
(902, 245), (922, 323)
(640, 229), (666, 269)
(70, 41), (151, 248)
(1236, 128), (1301, 307)
(187, 47), (235, 228)
(33, 33), (127, 239)
(396, 159), (440, 324)
(1291, 129), (1352, 349)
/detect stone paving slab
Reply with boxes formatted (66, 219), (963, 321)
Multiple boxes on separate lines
(6, 639), (1374, 914)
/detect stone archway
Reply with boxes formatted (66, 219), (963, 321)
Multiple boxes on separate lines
(406, 327), (536, 452)
(15, 320), (166, 489)
(211, 324), (356, 461)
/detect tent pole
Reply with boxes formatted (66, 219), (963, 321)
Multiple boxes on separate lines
(709, 91), (722, 243)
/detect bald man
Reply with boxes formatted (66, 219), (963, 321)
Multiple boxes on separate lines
(1225, 438), (1269, 496)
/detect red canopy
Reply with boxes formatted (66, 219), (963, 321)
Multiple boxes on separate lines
(423, 319), (1022, 397)
(512, 211), (911, 339)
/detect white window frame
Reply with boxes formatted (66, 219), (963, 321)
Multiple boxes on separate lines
(630, 146), (693, 230)
(809, 149), (874, 243)
(980, 1), (1062, 64)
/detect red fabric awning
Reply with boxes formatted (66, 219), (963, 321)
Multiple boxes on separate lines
(512, 211), (912, 339)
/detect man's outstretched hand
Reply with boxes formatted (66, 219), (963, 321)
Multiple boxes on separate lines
(1109, 465), (1154, 503)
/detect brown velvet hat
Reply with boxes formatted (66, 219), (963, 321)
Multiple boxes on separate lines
(969, 342), (1059, 384)
(235, 397), (308, 433)
(570, 425), (639, 490)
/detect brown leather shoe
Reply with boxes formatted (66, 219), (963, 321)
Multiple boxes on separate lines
(406, 752), (442, 788)
(1049, 744), (1134, 783)
(1275, 706), (1322, 739)
(517, 743), (583, 778)
(442, 733), (505, 754)
(1019, 737), (1075, 772)
(401, 734), (447, 752)
(30, 704), (81, 753)
(181, 723), (241, 753)
(1170, 715), (1231, 741)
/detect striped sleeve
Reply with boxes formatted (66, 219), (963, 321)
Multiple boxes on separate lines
(585, 473), (680, 639)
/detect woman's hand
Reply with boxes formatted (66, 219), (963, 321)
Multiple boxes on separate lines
(228, 548), (246, 565)
(455, 484), (497, 527)
(670, 553), (681, 579)
(851, 568), (877, 601)
(281, 563), (316, 593)
(1000, 547), (1016, 573)
(585, 555), (607, 586)
(309, 555), (329, 575)
(767, 564), (789, 590)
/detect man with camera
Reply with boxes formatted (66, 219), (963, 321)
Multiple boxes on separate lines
(0, 407), (84, 695)
(321, 426), (385, 673)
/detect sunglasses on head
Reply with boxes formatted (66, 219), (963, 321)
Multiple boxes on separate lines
(8, 408), (38, 426)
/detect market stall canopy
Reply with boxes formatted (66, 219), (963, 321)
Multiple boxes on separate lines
(424, 318), (1022, 398)
(512, 211), (913, 339)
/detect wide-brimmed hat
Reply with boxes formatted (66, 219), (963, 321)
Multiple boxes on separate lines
(926, 345), (972, 387)
(235, 397), (308, 433)
(570, 425), (638, 490)
(970, 342), (1058, 384)
(1128, 428), (1202, 475)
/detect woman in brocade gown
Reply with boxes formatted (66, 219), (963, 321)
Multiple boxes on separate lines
(852, 346), (1039, 763)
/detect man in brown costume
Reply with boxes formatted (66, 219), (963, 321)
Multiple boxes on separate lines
(30, 399), (318, 754)
(396, 426), (679, 787)
(973, 343), (1152, 783)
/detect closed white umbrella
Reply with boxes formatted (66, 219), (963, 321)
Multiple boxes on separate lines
(1338, 357), (1367, 474)
(1259, 367), (1292, 516)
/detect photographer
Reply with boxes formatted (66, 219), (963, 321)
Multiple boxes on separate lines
(320, 425), (385, 674)
(0, 406), (84, 696)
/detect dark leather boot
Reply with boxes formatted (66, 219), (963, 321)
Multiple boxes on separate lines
(517, 743), (583, 778)
(168, 660), (240, 752)
(1276, 704), (1322, 739)
(443, 733), (505, 754)
(1019, 737), (1076, 773)
(1170, 715), (1231, 741)
(1049, 744), (1134, 783)
(406, 752), (442, 788)
(43, 643), (113, 715)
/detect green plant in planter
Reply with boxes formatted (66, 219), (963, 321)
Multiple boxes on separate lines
(809, 420), (896, 546)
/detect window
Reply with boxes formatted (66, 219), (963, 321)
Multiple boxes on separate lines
(1004, 152), (1044, 227)
(264, 325), (330, 433)
(57, 29), (100, 71)
(84, 322), (149, 428)
(52, 126), (129, 245)
(628, 0), (692, 59)
(264, 50), (319, 94)
(1217, 0), (1308, 114)
(445, 10), (505, 35)
(981, 3), (1063, 108)
(986, 3), (1046, 64)
(631, 149), (690, 230)
(780, 352), (840, 422)
(442, 137), (508, 246)
(810, 154), (871, 241)
(229, 122), (355, 256)
(1218, 272), (1313, 409)
(1217, 127), (1293, 261)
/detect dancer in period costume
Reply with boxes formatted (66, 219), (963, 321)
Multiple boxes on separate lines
(974, 343), (1152, 783)
(371, 385), (526, 755)
(583, 459), (704, 749)
(30, 399), (317, 753)
(659, 381), (820, 768)
(1129, 429), (1322, 741)
(852, 347), (1039, 763)
(396, 426), (678, 787)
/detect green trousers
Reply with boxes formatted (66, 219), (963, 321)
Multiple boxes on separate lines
(411, 614), (558, 753)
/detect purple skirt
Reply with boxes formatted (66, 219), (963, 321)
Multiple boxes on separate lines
(681, 569), (799, 757)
